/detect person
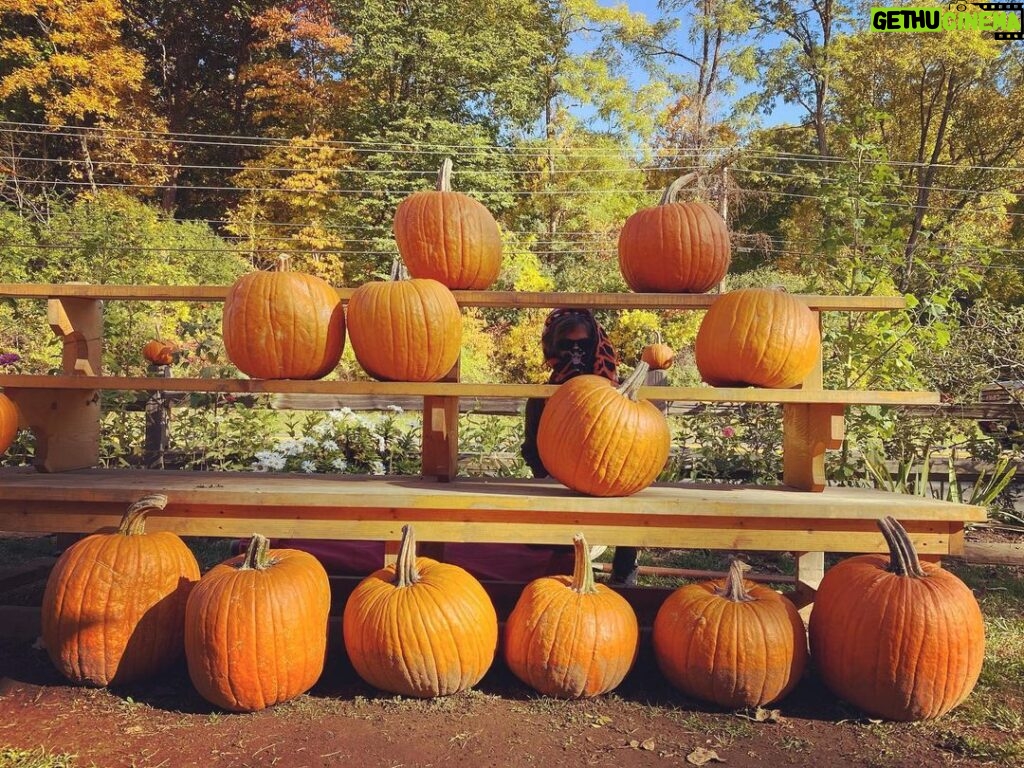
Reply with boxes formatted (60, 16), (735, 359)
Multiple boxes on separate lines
(521, 308), (640, 585)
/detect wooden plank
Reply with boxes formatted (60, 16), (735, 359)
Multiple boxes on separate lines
(3, 389), (100, 472)
(0, 374), (943, 405)
(961, 540), (1024, 566)
(0, 284), (907, 312)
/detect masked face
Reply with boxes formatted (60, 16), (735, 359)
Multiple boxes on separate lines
(545, 313), (595, 372)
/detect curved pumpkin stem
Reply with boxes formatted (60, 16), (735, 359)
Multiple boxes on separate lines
(395, 524), (421, 588)
(389, 258), (410, 282)
(570, 533), (599, 595)
(617, 361), (651, 402)
(879, 516), (927, 578)
(240, 533), (274, 570)
(716, 559), (756, 603)
(436, 158), (453, 192)
(275, 254), (292, 272)
(118, 494), (168, 536)
(659, 172), (698, 205)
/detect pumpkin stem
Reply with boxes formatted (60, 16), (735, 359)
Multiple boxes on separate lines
(395, 524), (421, 588)
(716, 559), (756, 602)
(659, 172), (698, 205)
(570, 533), (599, 595)
(276, 254), (292, 272)
(617, 361), (651, 402)
(240, 533), (274, 570)
(389, 258), (410, 282)
(118, 494), (168, 536)
(436, 158), (453, 192)
(879, 516), (927, 578)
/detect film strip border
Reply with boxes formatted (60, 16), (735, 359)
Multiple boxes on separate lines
(973, 1), (1024, 38)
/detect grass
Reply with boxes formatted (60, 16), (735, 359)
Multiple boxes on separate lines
(0, 748), (83, 768)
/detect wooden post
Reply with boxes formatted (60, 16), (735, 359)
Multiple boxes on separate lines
(792, 550), (825, 622)
(144, 365), (172, 468)
(421, 359), (460, 482)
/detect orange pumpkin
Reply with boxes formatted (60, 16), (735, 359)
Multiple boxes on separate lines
(222, 263), (345, 379)
(640, 342), (675, 371)
(394, 158), (502, 289)
(537, 361), (670, 496)
(809, 517), (985, 721)
(40, 494), (200, 687)
(695, 287), (820, 389)
(185, 534), (331, 712)
(142, 339), (176, 366)
(504, 533), (639, 698)
(346, 274), (462, 382)
(652, 559), (808, 709)
(0, 392), (19, 454)
(342, 525), (498, 698)
(618, 175), (730, 293)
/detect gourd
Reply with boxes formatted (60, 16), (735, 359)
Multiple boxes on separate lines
(184, 534), (330, 712)
(222, 259), (345, 379)
(142, 339), (176, 366)
(41, 494), (200, 687)
(504, 533), (639, 698)
(695, 287), (820, 389)
(808, 516), (985, 721)
(394, 158), (502, 289)
(652, 559), (807, 709)
(342, 525), (498, 697)
(618, 174), (730, 293)
(537, 361), (671, 496)
(640, 341), (675, 371)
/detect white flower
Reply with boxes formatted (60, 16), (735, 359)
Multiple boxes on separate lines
(312, 420), (333, 437)
(331, 458), (349, 471)
(370, 460), (385, 476)
(250, 461), (267, 472)
(254, 451), (287, 471)
(377, 435), (386, 452)
(301, 460), (316, 474)
(386, 404), (404, 414)
(301, 435), (318, 447)
(329, 407), (353, 420)
(320, 439), (339, 452)
(277, 438), (304, 456)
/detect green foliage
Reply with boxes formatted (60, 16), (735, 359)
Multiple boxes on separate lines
(668, 405), (783, 484)
(0, 747), (79, 768)
(459, 413), (529, 477)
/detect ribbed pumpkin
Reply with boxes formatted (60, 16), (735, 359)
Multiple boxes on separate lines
(394, 158), (502, 289)
(222, 260), (345, 379)
(504, 533), (639, 698)
(695, 287), (820, 389)
(142, 339), (176, 366)
(640, 342), (675, 371)
(809, 517), (985, 721)
(40, 494), (200, 687)
(342, 525), (498, 698)
(618, 175), (730, 293)
(537, 361), (670, 497)
(652, 560), (808, 709)
(0, 392), (19, 454)
(185, 534), (330, 712)
(346, 271), (462, 382)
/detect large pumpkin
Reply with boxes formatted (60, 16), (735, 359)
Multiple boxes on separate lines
(185, 534), (330, 712)
(537, 361), (670, 496)
(808, 517), (985, 721)
(346, 273), (462, 382)
(504, 533), (639, 698)
(695, 287), (820, 389)
(222, 262), (345, 379)
(342, 525), (498, 698)
(652, 559), (808, 709)
(618, 175), (730, 293)
(0, 392), (19, 454)
(394, 158), (502, 289)
(41, 494), (200, 687)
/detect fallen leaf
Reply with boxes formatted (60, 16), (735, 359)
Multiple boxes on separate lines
(736, 707), (786, 723)
(628, 740), (640, 749)
(641, 738), (656, 751)
(686, 747), (725, 765)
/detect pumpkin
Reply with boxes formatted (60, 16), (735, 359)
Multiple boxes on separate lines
(222, 260), (345, 379)
(142, 339), (176, 366)
(640, 342), (675, 371)
(346, 272), (462, 382)
(808, 516), (985, 721)
(40, 494), (200, 687)
(0, 392), (19, 454)
(342, 525), (498, 698)
(184, 534), (330, 712)
(537, 361), (670, 497)
(694, 287), (820, 389)
(618, 175), (730, 293)
(394, 158), (502, 290)
(652, 559), (808, 709)
(504, 533), (639, 698)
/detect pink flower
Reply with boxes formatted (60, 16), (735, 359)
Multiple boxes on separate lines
(721, 427), (736, 438)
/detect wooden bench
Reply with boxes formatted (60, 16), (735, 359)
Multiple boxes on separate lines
(0, 284), (987, 608)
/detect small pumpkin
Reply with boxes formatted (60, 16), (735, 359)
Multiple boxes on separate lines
(537, 361), (670, 497)
(222, 258), (345, 379)
(0, 392), (19, 454)
(40, 494), (200, 687)
(394, 158), (502, 289)
(640, 341), (675, 371)
(618, 174), (730, 293)
(346, 267), (462, 382)
(504, 533), (639, 698)
(695, 287), (820, 389)
(142, 339), (176, 366)
(652, 559), (808, 709)
(808, 517), (985, 721)
(342, 525), (498, 698)
(185, 534), (330, 712)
